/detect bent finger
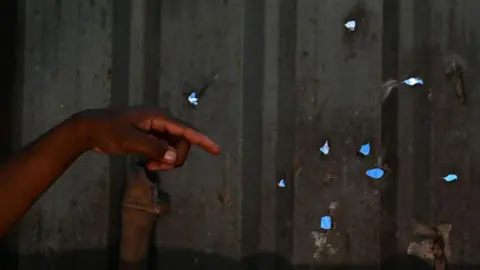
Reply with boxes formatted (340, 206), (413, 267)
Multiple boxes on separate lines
(174, 139), (191, 167)
(122, 128), (176, 164)
(146, 161), (173, 171)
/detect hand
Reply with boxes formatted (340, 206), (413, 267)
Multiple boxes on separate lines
(73, 106), (220, 171)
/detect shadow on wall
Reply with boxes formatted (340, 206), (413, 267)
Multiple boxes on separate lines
(0, 0), (19, 162)
(0, 0), (23, 265)
(0, 247), (447, 270)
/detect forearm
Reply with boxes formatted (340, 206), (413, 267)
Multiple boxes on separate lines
(0, 115), (88, 237)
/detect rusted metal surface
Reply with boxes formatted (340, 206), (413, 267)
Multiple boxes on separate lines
(2, 0), (480, 269)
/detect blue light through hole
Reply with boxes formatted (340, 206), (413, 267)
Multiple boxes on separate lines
(443, 174), (458, 182)
(278, 178), (286, 188)
(188, 92), (198, 106)
(320, 216), (332, 230)
(320, 141), (330, 155)
(345, 20), (356, 31)
(359, 143), (371, 156)
(403, 77), (424, 86)
(366, 168), (385, 179)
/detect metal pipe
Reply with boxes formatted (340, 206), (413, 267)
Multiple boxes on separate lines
(118, 167), (167, 270)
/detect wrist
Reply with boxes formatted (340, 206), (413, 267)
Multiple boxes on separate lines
(66, 110), (94, 152)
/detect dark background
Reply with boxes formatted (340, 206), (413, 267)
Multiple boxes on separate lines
(1, 0), (480, 269)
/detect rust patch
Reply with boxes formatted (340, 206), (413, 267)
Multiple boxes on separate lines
(428, 88), (434, 101)
(342, 51), (358, 63)
(445, 61), (466, 105)
(218, 183), (232, 206)
(106, 68), (112, 82)
(319, 170), (339, 187)
(217, 192), (232, 206)
(236, 56), (244, 68)
(295, 199), (309, 208)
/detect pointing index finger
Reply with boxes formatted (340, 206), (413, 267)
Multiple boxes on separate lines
(150, 117), (221, 155)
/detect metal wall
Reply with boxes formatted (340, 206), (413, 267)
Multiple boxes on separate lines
(2, 0), (480, 269)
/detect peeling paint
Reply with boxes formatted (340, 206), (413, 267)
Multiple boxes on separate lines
(407, 240), (435, 261)
(381, 78), (398, 102)
(328, 201), (339, 213)
(311, 230), (338, 261)
(311, 231), (327, 260)
(408, 222), (452, 268)
(294, 167), (303, 182)
(413, 223), (435, 236)
(438, 224), (452, 261)
(327, 246), (338, 255)
(428, 88), (433, 101)
(311, 231), (327, 250)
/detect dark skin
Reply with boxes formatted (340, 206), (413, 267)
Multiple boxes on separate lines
(0, 106), (221, 238)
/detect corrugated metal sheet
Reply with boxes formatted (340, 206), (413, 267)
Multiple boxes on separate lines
(2, 0), (480, 269)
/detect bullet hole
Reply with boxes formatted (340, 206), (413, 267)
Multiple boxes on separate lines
(403, 77), (424, 86)
(445, 61), (466, 104)
(357, 142), (371, 157)
(185, 74), (220, 107)
(320, 216), (332, 230)
(344, 20), (356, 31)
(320, 140), (330, 156)
(187, 92), (198, 106)
(443, 174), (458, 182)
(366, 168), (385, 179)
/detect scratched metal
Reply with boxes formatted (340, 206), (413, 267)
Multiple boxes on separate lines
(2, 0), (480, 269)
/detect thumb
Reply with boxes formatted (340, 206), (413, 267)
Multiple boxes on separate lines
(123, 128), (177, 164)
